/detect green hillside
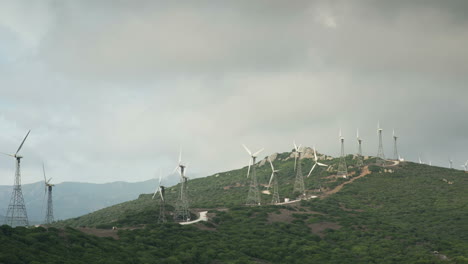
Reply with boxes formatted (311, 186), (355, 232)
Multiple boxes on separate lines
(53, 149), (364, 227)
(2, 151), (467, 263)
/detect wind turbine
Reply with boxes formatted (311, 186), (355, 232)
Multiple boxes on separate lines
(42, 163), (55, 225)
(449, 158), (453, 169)
(418, 156), (425, 165)
(307, 146), (328, 177)
(461, 160), (468, 172)
(242, 144), (264, 178)
(2, 130), (31, 227)
(173, 149), (190, 221)
(267, 158), (280, 204)
(356, 129), (364, 167)
(293, 141), (302, 171)
(152, 171), (166, 223)
(293, 141), (306, 196)
(243, 144), (263, 206)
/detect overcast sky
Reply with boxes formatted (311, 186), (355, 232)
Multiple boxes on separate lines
(0, 0), (467, 185)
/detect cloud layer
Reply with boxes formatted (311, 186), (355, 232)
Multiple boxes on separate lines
(0, 1), (467, 185)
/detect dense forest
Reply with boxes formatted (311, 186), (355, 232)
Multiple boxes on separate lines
(1, 152), (467, 263)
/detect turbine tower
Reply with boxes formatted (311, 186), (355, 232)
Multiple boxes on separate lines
(376, 122), (386, 166)
(356, 129), (364, 167)
(42, 163), (55, 225)
(2, 130), (30, 227)
(293, 141), (306, 197)
(173, 150), (190, 222)
(267, 158), (280, 204)
(337, 129), (348, 178)
(243, 144), (263, 206)
(393, 129), (399, 160)
(152, 171), (166, 223)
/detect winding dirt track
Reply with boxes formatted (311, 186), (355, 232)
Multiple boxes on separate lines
(321, 166), (371, 198)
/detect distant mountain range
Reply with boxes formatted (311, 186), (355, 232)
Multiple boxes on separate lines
(0, 177), (178, 223)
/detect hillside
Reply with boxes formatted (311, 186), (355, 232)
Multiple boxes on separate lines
(2, 151), (467, 263)
(54, 148), (360, 227)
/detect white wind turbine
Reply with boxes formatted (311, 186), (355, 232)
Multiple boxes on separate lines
(461, 160), (468, 172)
(267, 158), (279, 189)
(293, 141), (302, 171)
(449, 157), (453, 169)
(307, 146), (328, 178)
(152, 172), (164, 201)
(267, 157), (280, 204)
(242, 144), (264, 178)
(418, 156), (426, 165)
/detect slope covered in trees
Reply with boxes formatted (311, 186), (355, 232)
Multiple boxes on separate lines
(1, 152), (467, 263)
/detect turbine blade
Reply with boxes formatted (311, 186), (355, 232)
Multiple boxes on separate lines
(152, 187), (159, 199)
(15, 130), (31, 155)
(268, 172), (274, 189)
(47, 178), (52, 184)
(42, 163), (47, 183)
(317, 162), (328, 167)
(242, 144), (252, 155)
(268, 157), (274, 171)
(173, 166), (179, 174)
(253, 148), (264, 157)
(178, 147), (182, 164)
(307, 163), (317, 178)
(356, 128), (359, 139)
(0, 152), (15, 157)
(293, 140), (298, 151)
(160, 189), (164, 201)
(313, 146), (317, 161)
(246, 158), (251, 178)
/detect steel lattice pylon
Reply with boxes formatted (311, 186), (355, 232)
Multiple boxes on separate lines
(5, 157), (29, 227)
(337, 138), (348, 178)
(44, 185), (54, 224)
(174, 167), (190, 221)
(377, 127), (386, 166)
(270, 177), (280, 205)
(293, 152), (306, 197)
(356, 137), (364, 167)
(393, 133), (399, 161)
(246, 157), (261, 206)
(158, 186), (167, 223)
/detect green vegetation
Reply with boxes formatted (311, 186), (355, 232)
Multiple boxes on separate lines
(54, 151), (365, 228)
(2, 153), (467, 263)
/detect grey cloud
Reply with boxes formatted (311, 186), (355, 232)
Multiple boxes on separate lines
(0, 1), (467, 185)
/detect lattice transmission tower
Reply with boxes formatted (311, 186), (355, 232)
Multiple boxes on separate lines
(293, 143), (306, 197)
(267, 158), (280, 205)
(393, 129), (399, 160)
(3, 130), (31, 227)
(376, 122), (386, 166)
(42, 163), (55, 225)
(337, 130), (348, 178)
(356, 129), (364, 167)
(152, 173), (166, 223)
(174, 151), (190, 222)
(243, 144), (263, 206)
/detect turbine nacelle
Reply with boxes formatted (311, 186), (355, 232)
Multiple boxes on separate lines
(1, 130), (31, 161)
